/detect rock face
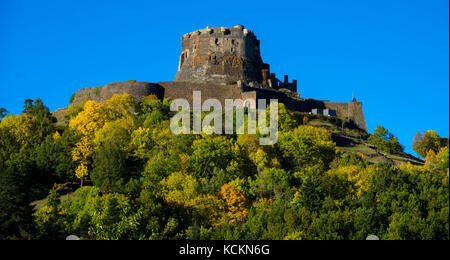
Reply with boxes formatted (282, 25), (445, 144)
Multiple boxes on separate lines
(174, 25), (267, 84)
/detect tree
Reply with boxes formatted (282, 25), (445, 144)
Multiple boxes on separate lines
(72, 137), (94, 186)
(0, 168), (35, 239)
(413, 130), (449, 158)
(104, 93), (136, 120)
(137, 95), (172, 128)
(218, 184), (249, 225)
(291, 165), (324, 212)
(129, 127), (153, 159)
(160, 171), (201, 206)
(69, 100), (108, 186)
(22, 98), (56, 137)
(69, 100), (108, 137)
(0, 114), (42, 148)
(34, 185), (68, 239)
(23, 98), (52, 120)
(277, 125), (337, 171)
(424, 146), (449, 173)
(0, 107), (8, 120)
(252, 168), (291, 199)
(189, 134), (234, 178)
(267, 102), (296, 131)
(137, 94), (171, 116)
(75, 192), (139, 240)
(33, 128), (81, 182)
(368, 125), (404, 154)
(91, 127), (130, 193)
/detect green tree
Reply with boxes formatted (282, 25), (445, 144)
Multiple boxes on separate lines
(34, 185), (69, 240)
(33, 128), (81, 182)
(189, 134), (234, 178)
(91, 136), (129, 193)
(368, 125), (404, 154)
(292, 165), (325, 212)
(251, 167), (291, 199)
(0, 168), (35, 239)
(277, 125), (337, 171)
(0, 107), (8, 120)
(267, 102), (297, 131)
(23, 98), (52, 120)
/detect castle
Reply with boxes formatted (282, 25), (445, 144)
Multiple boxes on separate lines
(63, 25), (367, 131)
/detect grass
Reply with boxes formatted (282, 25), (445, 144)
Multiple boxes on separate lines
(311, 116), (425, 166)
(30, 182), (80, 211)
(31, 191), (77, 211)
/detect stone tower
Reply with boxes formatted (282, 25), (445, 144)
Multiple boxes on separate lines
(174, 25), (268, 84)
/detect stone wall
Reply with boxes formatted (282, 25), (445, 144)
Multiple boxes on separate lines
(158, 81), (243, 104)
(174, 25), (266, 84)
(69, 81), (164, 106)
(64, 80), (367, 132)
(323, 100), (367, 131)
(100, 81), (164, 103)
(70, 86), (102, 106)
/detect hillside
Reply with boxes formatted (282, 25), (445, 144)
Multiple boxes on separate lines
(1, 92), (448, 241)
(299, 115), (423, 166)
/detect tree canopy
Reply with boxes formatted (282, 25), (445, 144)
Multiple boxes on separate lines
(0, 95), (448, 240)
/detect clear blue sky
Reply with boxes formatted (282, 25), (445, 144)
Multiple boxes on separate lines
(0, 0), (448, 155)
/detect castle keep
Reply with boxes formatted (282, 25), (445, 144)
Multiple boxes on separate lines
(64, 25), (366, 131)
(174, 25), (297, 92)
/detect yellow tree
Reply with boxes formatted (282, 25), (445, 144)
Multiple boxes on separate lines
(326, 165), (375, 198)
(160, 171), (201, 206)
(104, 93), (136, 120)
(0, 114), (41, 148)
(218, 184), (249, 225)
(69, 101), (108, 186)
(424, 146), (449, 172)
(69, 95), (137, 186)
(69, 101), (108, 136)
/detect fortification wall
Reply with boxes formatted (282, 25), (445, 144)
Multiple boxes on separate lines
(323, 100), (367, 131)
(70, 86), (102, 106)
(69, 81), (164, 106)
(158, 81), (243, 104)
(100, 81), (164, 103)
(66, 81), (367, 132)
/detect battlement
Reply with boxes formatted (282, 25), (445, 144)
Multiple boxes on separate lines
(181, 25), (256, 40)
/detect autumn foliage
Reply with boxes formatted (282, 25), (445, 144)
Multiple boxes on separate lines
(0, 94), (448, 240)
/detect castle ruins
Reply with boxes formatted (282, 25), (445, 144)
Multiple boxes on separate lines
(64, 25), (367, 131)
